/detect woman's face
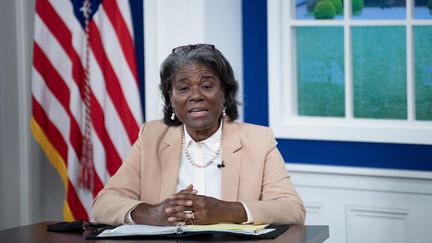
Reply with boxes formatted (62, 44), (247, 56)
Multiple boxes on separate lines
(170, 63), (224, 141)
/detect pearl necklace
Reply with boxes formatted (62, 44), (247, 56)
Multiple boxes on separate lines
(182, 127), (223, 168)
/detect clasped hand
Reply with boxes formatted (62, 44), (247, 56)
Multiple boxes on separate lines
(131, 184), (246, 225)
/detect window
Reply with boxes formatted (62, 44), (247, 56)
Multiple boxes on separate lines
(268, 0), (432, 144)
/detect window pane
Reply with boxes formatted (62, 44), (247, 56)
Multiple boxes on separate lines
(414, 0), (432, 19)
(296, 27), (345, 117)
(414, 26), (432, 120)
(352, 26), (407, 119)
(296, 0), (344, 20)
(352, 0), (406, 20)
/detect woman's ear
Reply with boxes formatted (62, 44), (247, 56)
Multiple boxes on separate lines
(169, 92), (173, 106)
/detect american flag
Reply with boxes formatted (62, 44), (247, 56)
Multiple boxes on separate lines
(31, 0), (143, 221)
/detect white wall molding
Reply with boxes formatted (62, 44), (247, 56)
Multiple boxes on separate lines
(15, 0), (32, 226)
(287, 163), (432, 180)
(287, 164), (432, 195)
(143, 0), (161, 121)
(346, 206), (410, 243)
(303, 203), (327, 225)
(288, 165), (432, 243)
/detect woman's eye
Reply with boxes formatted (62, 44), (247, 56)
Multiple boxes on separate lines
(202, 85), (213, 90)
(178, 87), (189, 92)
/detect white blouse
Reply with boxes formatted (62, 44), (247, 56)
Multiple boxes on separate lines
(176, 124), (223, 198)
(176, 123), (253, 224)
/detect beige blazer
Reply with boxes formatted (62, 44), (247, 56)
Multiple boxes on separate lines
(93, 120), (305, 225)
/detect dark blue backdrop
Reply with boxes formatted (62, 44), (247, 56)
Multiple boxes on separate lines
(129, 0), (145, 120)
(242, 0), (432, 171)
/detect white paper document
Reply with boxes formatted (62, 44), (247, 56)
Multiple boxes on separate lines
(97, 223), (275, 237)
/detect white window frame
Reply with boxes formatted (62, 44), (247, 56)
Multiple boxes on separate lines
(268, 0), (432, 145)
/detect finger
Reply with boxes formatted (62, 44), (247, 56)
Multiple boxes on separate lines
(167, 216), (190, 225)
(168, 193), (196, 200)
(164, 205), (193, 214)
(182, 210), (195, 220)
(175, 221), (185, 226)
(184, 184), (194, 191)
(177, 184), (198, 194)
(171, 197), (194, 206)
(167, 216), (178, 223)
(166, 195), (195, 205)
(163, 202), (192, 216)
(176, 189), (198, 195)
(190, 195), (215, 209)
(173, 211), (194, 220)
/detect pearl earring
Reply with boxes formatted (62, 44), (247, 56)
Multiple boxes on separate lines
(223, 106), (226, 117)
(171, 109), (175, 121)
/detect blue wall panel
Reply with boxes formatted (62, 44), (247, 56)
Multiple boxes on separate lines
(130, 0), (145, 120)
(242, 0), (268, 126)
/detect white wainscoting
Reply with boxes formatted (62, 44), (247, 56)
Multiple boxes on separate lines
(287, 164), (432, 243)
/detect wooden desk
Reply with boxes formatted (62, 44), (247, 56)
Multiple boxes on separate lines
(0, 222), (329, 243)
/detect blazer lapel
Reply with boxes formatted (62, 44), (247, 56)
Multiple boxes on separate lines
(159, 125), (182, 201)
(221, 121), (242, 201)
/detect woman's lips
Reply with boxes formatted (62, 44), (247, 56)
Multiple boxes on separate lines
(188, 108), (209, 117)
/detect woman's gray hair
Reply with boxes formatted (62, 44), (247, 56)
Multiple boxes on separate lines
(159, 44), (239, 126)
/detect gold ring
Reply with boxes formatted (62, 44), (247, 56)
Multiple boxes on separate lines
(184, 219), (193, 225)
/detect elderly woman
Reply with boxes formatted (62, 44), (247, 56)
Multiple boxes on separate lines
(92, 44), (305, 226)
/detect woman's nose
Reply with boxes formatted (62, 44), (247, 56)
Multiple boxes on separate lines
(189, 86), (204, 101)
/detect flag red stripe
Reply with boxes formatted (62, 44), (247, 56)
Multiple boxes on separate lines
(36, 0), (74, 60)
(33, 43), (71, 111)
(67, 180), (89, 220)
(33, 44), (106, 191)
(33, 97), (89, 220)
(89, 21), (139, 144)
(36, 2), (124, 176)
(33, 44), (107, 192)
(32, 97), (69, 164)
(33, 43), (83, 158)
(35, 0), (86, 96)
(33, 0), (142, 220)
(90, 94), (123, 175)
(102, 1), (139, 84)
(91, 167), (104, 197)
